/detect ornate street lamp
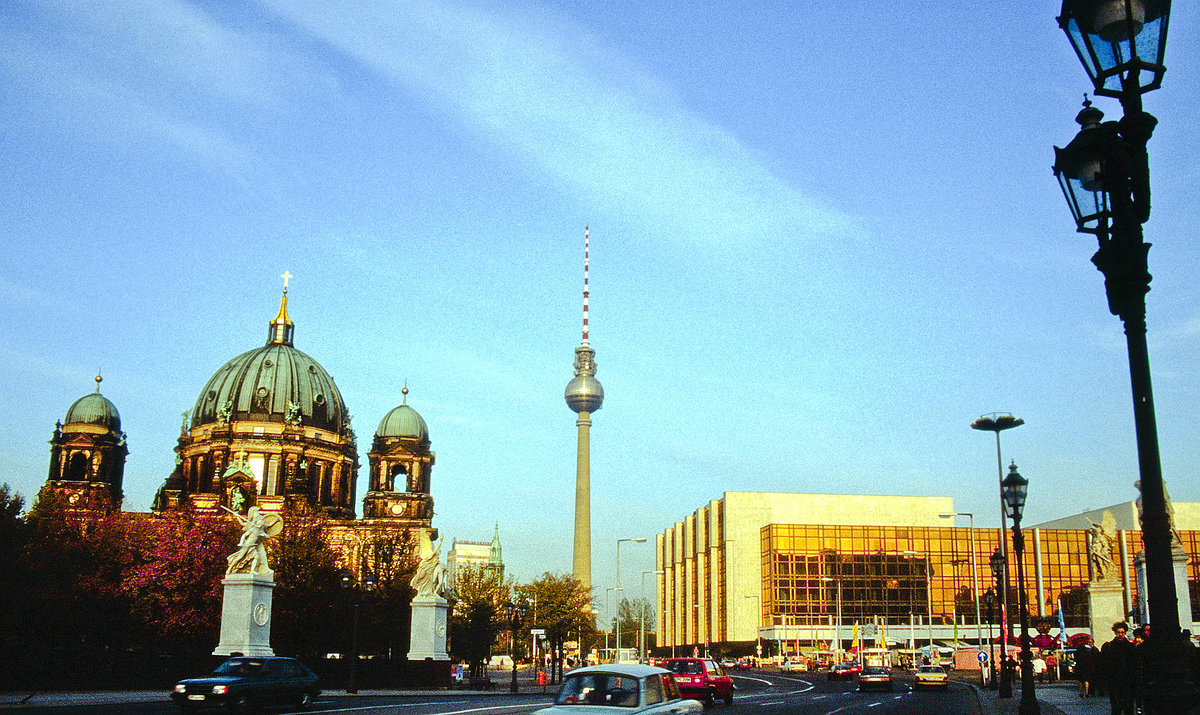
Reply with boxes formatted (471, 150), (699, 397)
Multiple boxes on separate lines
(1054, 2), (1193, 712)
(505, 601), (529, 693)
(1001, 463), (1039, 715)
(340, 569), (376, 695)
(985, 589), (997, 690)
(989, 547), (1010, 698)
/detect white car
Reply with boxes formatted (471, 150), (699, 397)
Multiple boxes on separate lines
(780, 658), (807, 673)
(534, 664), (703, 714)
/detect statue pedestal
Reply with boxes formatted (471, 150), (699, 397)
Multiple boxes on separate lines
(213, 573), (276, 657)
(1134, 547), (1194, 629)
(407, 595), (449, 661)
(1087, 580), (1126, 639)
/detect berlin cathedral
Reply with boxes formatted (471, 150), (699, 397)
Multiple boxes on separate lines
(42, 278), (436, 560)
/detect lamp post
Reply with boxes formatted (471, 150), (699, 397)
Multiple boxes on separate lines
(744, 593), (762, 663)
(605, 587), (621, 662)
(820, 577), (843, 661)
(972, 414), (1023, 647)
(641, 569), (663, 663)
(942, 511), (984, 687)
(990, 548), (1011, 698)
(339, 569), (375, 695)
(1001, 462), (1039, 715)
(615, 537), (646, 662)
(1052, 2), (1193, 711)
(505, 601), (529, 693)
(985, 589), (997, 690)
(901, 550), (934, 656)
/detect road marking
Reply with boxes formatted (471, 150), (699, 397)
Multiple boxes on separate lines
(731, 674), (774, 685)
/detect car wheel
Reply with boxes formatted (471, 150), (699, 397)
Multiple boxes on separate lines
(704, 689), (715, 707)
(723, 690), (733, 705)
(228, 694), (253, 714)
(298, 691), (314, 710)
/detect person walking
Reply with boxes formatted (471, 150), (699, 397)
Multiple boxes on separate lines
(1045, 651), (1058, 682)
(1099, 621), (1139, 715)
(1074, 635), (1098, 697)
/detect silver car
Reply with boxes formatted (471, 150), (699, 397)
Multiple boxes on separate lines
(534, 664), (703, 713)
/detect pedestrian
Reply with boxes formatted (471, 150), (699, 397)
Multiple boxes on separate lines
(1099, 621), (1139, 715)
(1074, 635), (1098, 698)
(1045, 651), (1058, 682)
(1033, 653), (1046, 683)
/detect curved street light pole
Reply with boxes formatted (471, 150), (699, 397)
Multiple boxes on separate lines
(942, 511), (984, 687)
(615, 537), (646, 663)
(641, 569), (663, 663)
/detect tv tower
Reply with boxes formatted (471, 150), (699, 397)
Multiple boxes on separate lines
(565, 227), (604, 593)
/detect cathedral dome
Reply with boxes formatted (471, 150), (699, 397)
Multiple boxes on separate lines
(190, 291), (348, 433)
(376, 389), (429, 443)
(64, 377), (121, 432)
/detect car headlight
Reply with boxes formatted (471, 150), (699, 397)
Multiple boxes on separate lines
(174, 685), (186, 694)
(212, 685), (228, 695)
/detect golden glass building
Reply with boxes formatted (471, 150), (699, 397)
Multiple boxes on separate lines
(656, 492), (1200, 654)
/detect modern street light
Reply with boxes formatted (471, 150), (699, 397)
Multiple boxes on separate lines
(1052, 2), (1192, 712)
(990, 547), (1011, 698)
(941, 511), (984, 687)
(820, 577), (843, 662)
(605, 587), (622, 661)
(744, 593), (763, 663)
(901, 550), (934, 656)
(972, 413), (1023, 647)
(339, 568), (376, 694)
(1001, 462), (1039, 715)
(615, 537), (646, 663)
(641, 569), (663, 663)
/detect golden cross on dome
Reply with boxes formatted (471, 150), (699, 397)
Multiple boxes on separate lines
(281, 270), (293, 292)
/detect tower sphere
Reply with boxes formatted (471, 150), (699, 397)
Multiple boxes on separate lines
(565, 374), (604, 414)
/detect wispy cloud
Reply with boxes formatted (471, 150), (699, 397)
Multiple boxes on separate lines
(256, 0), (855, 244)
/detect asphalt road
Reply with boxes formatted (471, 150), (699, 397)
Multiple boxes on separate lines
(6, 669), (983, 714)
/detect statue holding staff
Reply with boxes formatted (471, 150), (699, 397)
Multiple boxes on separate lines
(224, 505), (283, 576)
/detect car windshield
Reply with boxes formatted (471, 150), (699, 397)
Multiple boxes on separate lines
(919, 666), (944, 673)
(664, 661), (703, 675)
(555, 673), (640, 707)
(213, 659), (265, 676)
(862, 667), (889, 675)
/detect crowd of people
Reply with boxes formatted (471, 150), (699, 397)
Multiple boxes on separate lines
(1069, 621), (1200, 715)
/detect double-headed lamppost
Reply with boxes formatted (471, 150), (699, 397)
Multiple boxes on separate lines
(820, 576), (843, 660)
(615, 537), (646, 662)
(1052, 2), (1193, 712)
(505, 601), (529, 693)
(339, 569), (376, 695)
(989, 548), (1011, 698)
(1001, 463), (1039, 715)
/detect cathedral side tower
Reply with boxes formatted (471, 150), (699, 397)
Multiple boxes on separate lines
(362, 386), (435, 527)
(46, 375), (127, 512)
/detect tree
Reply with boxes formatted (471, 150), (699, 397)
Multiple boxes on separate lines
(448, 563), (508, 676)
(269, 508), (344, 658)
(120, 511), (237, 652)
(0, 484), (28, 671)
(357, 530), (418, 660)
(616, 597), (655, 655)
(517, 572), (593, 683)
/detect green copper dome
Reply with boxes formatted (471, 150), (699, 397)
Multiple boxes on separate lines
(191, 293), (348, 433)
(375, 389), (429, 443)
(64, 376), (121, 432)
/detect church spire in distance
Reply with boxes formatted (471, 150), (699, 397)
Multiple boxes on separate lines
(565, 227), (604, 594)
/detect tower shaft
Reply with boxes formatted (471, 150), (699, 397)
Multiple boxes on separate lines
(573, 411), (592, 590)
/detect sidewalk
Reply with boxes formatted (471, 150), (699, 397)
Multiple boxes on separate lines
(0, 687), (520, 710)
(971, 680), (1111, 715)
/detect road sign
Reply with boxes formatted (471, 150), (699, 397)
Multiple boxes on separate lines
(977, 652), (989, 664)
(530, 629), (546, 636)
(756, 644), (762, 656)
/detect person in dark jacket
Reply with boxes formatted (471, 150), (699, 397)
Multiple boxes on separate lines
(1074, 636), (1099, 697)
(1099, 621), (1140, 715)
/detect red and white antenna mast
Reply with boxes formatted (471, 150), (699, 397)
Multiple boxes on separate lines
(582, 226), (591, 347)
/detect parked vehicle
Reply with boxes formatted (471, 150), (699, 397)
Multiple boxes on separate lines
(856, 666), (892, 692)
(780, 658), (808, 673)
(662, 658), (734, 706)
(171, 656), (319, 713)
(533, 664), (702, 713)
(915, 664), (950, 689)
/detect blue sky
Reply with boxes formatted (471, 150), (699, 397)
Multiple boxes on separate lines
(2, 1), (1199, 597)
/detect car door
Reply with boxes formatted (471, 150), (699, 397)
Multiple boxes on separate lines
(647, 673), (699, 713)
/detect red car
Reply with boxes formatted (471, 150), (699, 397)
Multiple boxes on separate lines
(827, 662), (863, 681)
(662, 658), (733, 706)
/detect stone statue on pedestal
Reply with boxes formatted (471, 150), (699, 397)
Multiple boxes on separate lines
(213, 507), (283, 657)
(408, 529), (450, 665)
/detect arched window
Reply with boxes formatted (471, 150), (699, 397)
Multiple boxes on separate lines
(67, 452), (89, 482)
(390, 464), (407, 492)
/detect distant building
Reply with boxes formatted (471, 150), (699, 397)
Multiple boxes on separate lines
(656, 491), (1200, 655)
(447, 524), (504, 583)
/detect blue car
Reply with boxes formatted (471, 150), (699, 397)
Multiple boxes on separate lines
(171, 656), (320, 713)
